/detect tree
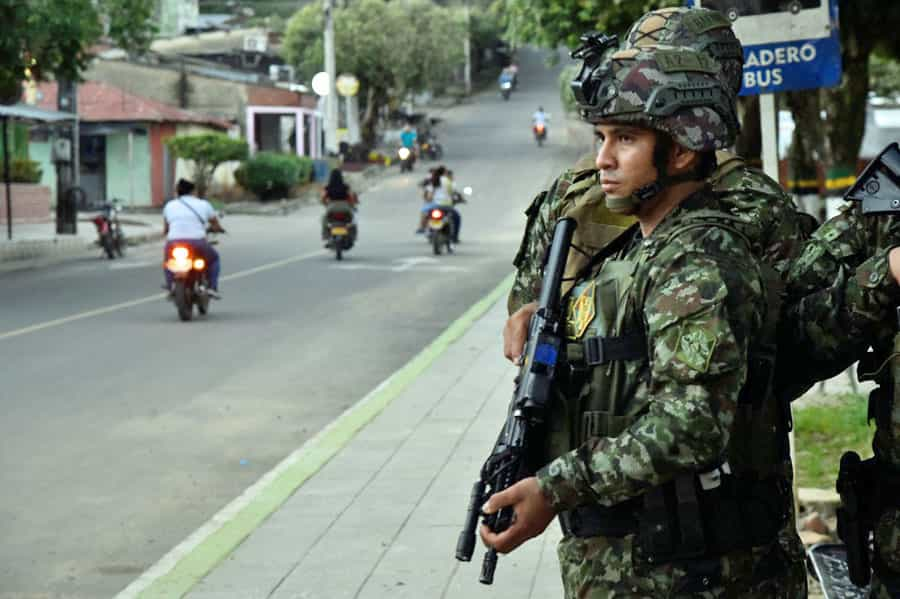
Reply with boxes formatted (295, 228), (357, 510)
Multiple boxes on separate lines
(283, 0), (465, 147)
(0, 0), (156, 105)
(165, 134), (249, 198)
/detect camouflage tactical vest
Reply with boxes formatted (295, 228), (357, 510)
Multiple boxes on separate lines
(544, 210), (786, 480)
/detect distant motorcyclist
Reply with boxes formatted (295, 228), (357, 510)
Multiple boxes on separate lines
(162, 179), (225, 298)
(400, 124), (418, 154)
(416, 166), (463, 241)
(531, 106), (548, 129)
(321, 168), (359, 245)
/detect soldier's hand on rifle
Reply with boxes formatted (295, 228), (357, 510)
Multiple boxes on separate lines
(479, 477), (555, 554)
(889, 247), (900, 285)
(503, 302), (538, 363)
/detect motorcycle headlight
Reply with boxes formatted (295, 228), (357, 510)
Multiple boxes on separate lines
(398, 147), (411, 160)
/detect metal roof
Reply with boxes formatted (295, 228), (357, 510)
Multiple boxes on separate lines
(0, 103), (75, 122)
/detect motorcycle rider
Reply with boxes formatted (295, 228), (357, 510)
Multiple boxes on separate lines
(531, 106), (548, 141)
(163, 178), (225, 298)
(417, 166), (459, 240)
(321, 168), (359, 245)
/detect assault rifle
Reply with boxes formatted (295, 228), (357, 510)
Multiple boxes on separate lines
(845, 142), (900, 215)
(455, 217), (577, 584)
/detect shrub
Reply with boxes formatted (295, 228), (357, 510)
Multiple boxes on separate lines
(8, 158), (42, 183)
(236, 152), (313, 201)
(165, 133), (248, 197)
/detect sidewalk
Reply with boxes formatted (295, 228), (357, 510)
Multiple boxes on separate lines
(119, 276), (861, 598)
(0, 212), (163, 270)
(122, 280), (564, 598)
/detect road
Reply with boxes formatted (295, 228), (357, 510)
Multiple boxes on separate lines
(0, 48), (591, 598)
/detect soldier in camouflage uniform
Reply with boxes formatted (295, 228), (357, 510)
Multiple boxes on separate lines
(482, 45), (797, 597)
(501, 8), (810, 598)
(781, 157), (900, 597)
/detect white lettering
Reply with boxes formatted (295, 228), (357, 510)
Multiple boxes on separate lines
(775, 47), (786, 64)
(800, 43), (817, 62)
(760, 49), (774, 66)
(744, 68), (784, 89)
(745, 52), (760, 68)
(787, 46), (800, 63)
(744, 71), (756, 88)
(772, 68), (784, 86)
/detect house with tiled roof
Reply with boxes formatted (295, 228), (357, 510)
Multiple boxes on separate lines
(32, 80), (231, 207)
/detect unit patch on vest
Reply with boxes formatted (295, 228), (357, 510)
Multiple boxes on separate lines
(675, 323), (718, 373)
(567, 281), (597, 340)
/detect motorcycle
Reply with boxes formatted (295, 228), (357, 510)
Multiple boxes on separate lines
(533, 123), (547, 147)
(325, 209), (355, 261)
(427, 206), (454, 255)
(398, 146), (415, 172)
(500, 80), (512, 101)
(426, 186), (471, 256)
(165, 239), (215, 322)
(92, 200), (126, 259)
(419, 138), (444, 161)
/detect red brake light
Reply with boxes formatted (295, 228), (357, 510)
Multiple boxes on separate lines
(171, 246), (191, 260)
(430, 209), (444, 219)
(329, 212), (351, 223)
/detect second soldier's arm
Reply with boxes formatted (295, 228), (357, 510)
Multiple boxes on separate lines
(536, 245), (762, 509)
(508, 171), (573, 314)
(779, 207), (900, 394)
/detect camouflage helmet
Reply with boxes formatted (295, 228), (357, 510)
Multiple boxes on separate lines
(576, 46), (740, 152)
(624, 7), (744, 95)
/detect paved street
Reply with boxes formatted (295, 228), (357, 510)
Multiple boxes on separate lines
(0, 48), (592, 598)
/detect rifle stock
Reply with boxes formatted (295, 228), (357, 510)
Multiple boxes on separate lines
(455, 218), (577, 584)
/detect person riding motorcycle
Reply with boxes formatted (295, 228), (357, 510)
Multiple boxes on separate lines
(321, 168), (359, 245)
(417, 166), (460, 241)
(162, 178), (225, 298)
(531, 107), (548, 142)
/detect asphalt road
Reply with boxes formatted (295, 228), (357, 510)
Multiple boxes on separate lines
(0, 48), (592, 598)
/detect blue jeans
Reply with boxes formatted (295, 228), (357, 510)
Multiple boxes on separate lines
(164, 239), (220, 290)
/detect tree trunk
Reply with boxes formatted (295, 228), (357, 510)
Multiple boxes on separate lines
(360, 85), (383, 149)
(823, 43), (870, 188)
(784, 89), (826, 219)
(735, 95), (761, 166)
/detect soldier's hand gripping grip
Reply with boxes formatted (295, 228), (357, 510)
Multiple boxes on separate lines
(837, 451), (871, 587)
(456, 480), (485, 562)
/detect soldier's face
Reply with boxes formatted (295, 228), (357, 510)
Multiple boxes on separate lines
(593, 124), (658, 200)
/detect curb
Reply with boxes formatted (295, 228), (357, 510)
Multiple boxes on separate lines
(116, 272), (514, 599)
(0, 230), (164, 273)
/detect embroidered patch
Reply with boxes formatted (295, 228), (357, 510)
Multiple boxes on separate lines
(675, 324), (718, 373)
(567, 281), (597, 340)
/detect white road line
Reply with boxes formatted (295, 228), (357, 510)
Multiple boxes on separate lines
(0, 249), (325, 341)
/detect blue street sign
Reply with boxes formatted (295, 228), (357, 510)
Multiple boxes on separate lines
(740, 34), (841, 95)
(687, 0), (842, 95)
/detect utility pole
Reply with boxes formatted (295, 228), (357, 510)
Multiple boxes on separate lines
(463, 1), (472, 95)
(323, 0), (339, 155)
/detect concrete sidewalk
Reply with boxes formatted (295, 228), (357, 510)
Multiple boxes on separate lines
(121, 278), (565, 599)
(0, 212), (163, 269)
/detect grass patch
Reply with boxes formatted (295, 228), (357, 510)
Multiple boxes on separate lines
(794, 393), (874, 489)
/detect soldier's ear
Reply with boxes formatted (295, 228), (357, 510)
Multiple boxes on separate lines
(669, 144), (698, 176)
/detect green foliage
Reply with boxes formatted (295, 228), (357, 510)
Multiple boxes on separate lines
(166, 133), (249, 197)
(496, 0), (679, 51)
(559, 64), (578, 114)
(283, 0), (466, 144)
(794, 394), (873, 490)
(871, 54), (900, 100)
(7, 158), (43, 183)
(0, 0), (155, 104)
(235, 152), (313, 201)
